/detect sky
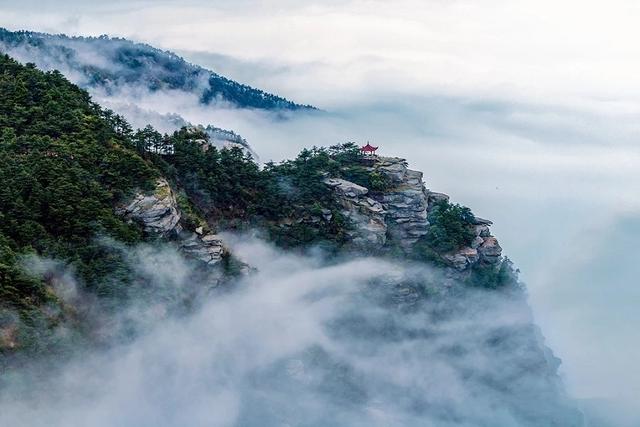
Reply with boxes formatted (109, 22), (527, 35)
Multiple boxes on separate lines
(1, 0), (639, 418)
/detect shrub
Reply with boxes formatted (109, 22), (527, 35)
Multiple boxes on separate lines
(425, 200), (475, 253)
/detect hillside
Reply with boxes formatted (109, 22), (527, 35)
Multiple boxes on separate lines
(0, 56), (582, 426)
(0, 28), (313, 111)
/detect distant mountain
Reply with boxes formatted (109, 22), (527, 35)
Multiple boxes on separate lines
(0, 28), (314, 111)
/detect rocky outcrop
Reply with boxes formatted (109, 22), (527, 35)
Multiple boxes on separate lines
(325, 157), (504, 273)
(324, 178), (387, 247)
(443, 247), (480, 271)
(371, 157), (430, 249)
(477, 236), (502, 264)
(117, 179), (226, 267)
(117, 179), (182, 237)
(179, 232), (225, 266)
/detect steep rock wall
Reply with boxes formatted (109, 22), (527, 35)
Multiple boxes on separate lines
(326, 157), (503, 273)
(117, 179), (226, 267)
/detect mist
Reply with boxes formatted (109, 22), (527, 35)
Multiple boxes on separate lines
(90, 86), (639, 425)
(0, 235), (582, 426)
(1, 0), (639, 423)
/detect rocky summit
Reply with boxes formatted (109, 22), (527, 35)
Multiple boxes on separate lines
(326, 156), (503, 275)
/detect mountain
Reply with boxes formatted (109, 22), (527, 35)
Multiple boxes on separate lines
(0, 28), (314, 111)
(0, 55), (582, 426)
(0, 28), (317, 157)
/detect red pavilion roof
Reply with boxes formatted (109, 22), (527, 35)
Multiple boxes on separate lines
(360, 143), (378, 152)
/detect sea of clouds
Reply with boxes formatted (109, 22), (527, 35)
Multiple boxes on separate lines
(0, 1), (639, 424)
(0, 236), (581, 427)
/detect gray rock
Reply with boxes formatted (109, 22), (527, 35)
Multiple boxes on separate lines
(116, 179), (181, 237)
(471, 236), (485, 249)
(478, 237), (502, 264)
(324, 178), (368, 197)
(118, 179), (227, 267)
(475, 224), (491, 238)
(444, 247), (479, 271)
(321, 156), (505, 272)
(473, 216), (493, 226)
(373, 157), (412, 183)
(369, 157), (430, 248)
(180, 233), (225, 265)
(427, 191), (450, 208)
(325, 178), (387, 248)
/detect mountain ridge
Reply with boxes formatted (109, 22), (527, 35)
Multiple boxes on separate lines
(0, 28), (315, 111)
(0, 54), (582, 426)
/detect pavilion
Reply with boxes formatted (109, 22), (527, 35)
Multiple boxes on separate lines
(360, 142), (378, 157)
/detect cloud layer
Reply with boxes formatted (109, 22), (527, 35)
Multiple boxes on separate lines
(1, 0), (639, 419)
(0, 236), (580, 427)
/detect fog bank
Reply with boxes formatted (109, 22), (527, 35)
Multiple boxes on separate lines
(0, 236), (579, 426)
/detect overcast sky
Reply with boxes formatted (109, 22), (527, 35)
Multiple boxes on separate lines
(2, 0), (640, 108)
(1, 0), (640, 417)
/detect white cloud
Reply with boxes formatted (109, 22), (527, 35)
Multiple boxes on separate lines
(0, 236), (580, 426)
(1, 0), (640, 419)
(3, 0), (640, 107)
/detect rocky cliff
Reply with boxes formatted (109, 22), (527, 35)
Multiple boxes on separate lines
(326, 156), (503, 274)
(116, 179), (227, 267)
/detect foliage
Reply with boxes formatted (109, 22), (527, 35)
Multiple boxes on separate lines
(467, 257), (521, 290)
(0, 28), (313, 110)
(410, 200), (476, 264)
(0, 52), (520, 363)
(425, 200), (475, 253)
(160, 138), (366, 247)
(0, 54), (155, 312)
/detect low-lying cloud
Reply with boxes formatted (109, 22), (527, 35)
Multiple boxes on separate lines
(1, 2), (639, 421)
(0, 235), (581, 426)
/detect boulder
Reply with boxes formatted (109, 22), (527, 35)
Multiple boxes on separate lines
(325, 178), (387, 247)
(373, 157), (412, 183)
(444, 247), (479, 271)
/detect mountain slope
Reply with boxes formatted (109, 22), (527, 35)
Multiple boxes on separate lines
(0, 28), (313, 111)
(0, 56), (582, 426)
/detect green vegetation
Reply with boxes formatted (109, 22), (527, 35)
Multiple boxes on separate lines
(162, 140), (374, 247)
(467, 257), (521, 290)
(0, 54), (157, 357)
(0, 53), (519, 365)
(411, 200), (476, 264)
(0, 28), (313, 110)
(0, 54), (375, 328)
(426, 201), (476, 253)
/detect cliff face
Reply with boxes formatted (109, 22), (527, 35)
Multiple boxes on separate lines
(323, 178), (387, 246)
(120, 158), (505, 280)
(117, 179), (227, 268)
(320, 157), (581, 426)
(327, 156), (503, 274)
